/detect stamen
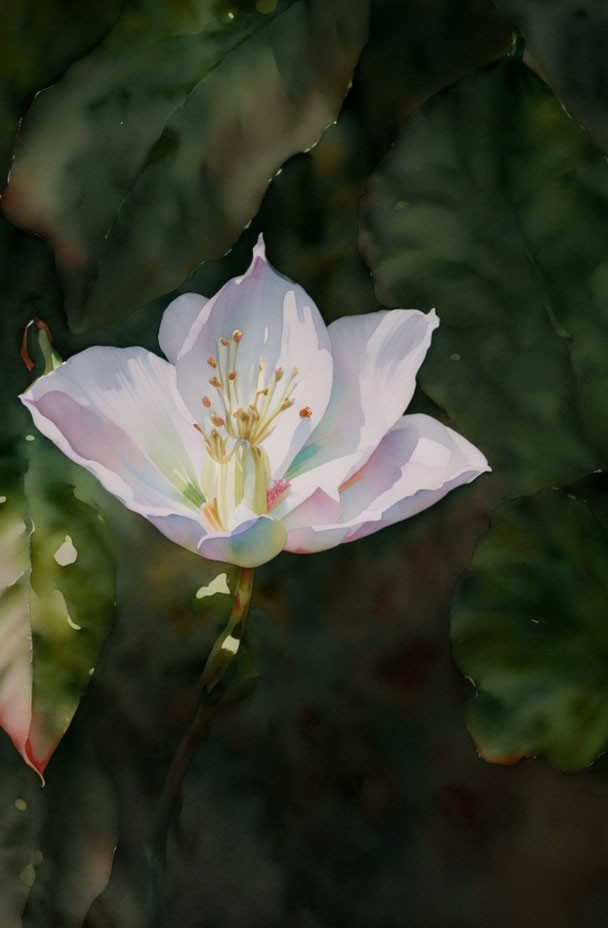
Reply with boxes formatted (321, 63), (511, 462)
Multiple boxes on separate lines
(256, 359), (265, 394)
(201, 499), (222, 532)
(198, 326), (308, 519)
(193, 423), (204, 433)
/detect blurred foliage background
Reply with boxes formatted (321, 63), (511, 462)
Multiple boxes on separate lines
(1, 0), (608, 926)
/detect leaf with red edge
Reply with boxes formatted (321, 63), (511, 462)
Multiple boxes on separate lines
(0, 436), (115, 780)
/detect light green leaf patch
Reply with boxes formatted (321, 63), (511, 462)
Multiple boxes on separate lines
(0, 437), (116, 780)
(360, 58), (608, 494)
(451, 489), (608, 773)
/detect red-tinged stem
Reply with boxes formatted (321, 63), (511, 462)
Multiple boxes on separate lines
(21, 318), (62, 375)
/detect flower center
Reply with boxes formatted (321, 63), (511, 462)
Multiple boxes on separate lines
(193, 330), (308, 531)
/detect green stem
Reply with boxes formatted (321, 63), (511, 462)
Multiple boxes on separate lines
(154, 566), (255, 847)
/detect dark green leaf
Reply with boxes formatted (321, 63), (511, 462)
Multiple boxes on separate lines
(3, 0), (370, 330)
(493, 0), (608, 154)
(0, 0), (122, 173)
(452, 489), (608, 772)
(360, 59), (606, 494)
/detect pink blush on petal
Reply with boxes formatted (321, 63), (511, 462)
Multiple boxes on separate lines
(267, 478), (290, 510)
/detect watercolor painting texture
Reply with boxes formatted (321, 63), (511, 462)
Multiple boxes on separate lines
(1, 2), (608, 927)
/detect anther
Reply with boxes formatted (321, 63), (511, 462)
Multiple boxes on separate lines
(281, 398), (294, 410)
(193, 423), (204, 433)
(232, 330), (243, 343)
(211, 414), (225, 427)
(299, 406), (313, 419)
(202, 396), (211, 408)
(228, 370), (236, 381)
(207, 357), (217, 368)
(209, 376), (221, 388)
(220, 337), (229, 347)
(275, 367), (283, 381)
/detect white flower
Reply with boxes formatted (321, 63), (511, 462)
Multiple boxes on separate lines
(21, 236), (490, 567)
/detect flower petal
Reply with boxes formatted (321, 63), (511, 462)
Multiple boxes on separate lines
(175, 235), (333, 480)
(286, 308), (439, 503)
(283, 414), (489, 553)
(20, 347), (206, 519)
(197, 515), (287, 568)
(147, 512), (207, 555)
(158, 293), (208, 364)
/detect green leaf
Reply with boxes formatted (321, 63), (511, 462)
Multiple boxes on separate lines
(0, 436), (116, 780)
(451, 488), (608, 772)
(0, 0), (122, 173)
(360, 59), (606, 494)
(493, 0), (608, 154)
(240, 0), (513, 329)
(3, 0), (370, 330)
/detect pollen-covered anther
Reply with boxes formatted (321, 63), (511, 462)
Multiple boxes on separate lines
(275, 367), (283, 381)
(193, 423), (204, 433)
(220, 337), (229, 347)
(234, 408), (249, 422)
(207, 357), (217, 368)
(211, 414), (225, 427)
(202, 396), (211, 408)
(228, 370), (236, 381)
(232, 330), (243, 343)
(209, 376), (221, 388)
(299, 406), (313, 419)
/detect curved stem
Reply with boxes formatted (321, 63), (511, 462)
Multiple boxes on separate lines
(154, 566), (255, 846)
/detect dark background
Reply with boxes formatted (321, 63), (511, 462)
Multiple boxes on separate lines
(2, 1), (608, 926)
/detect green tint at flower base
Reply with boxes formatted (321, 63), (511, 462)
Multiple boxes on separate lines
(452, 489), (608, 773)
